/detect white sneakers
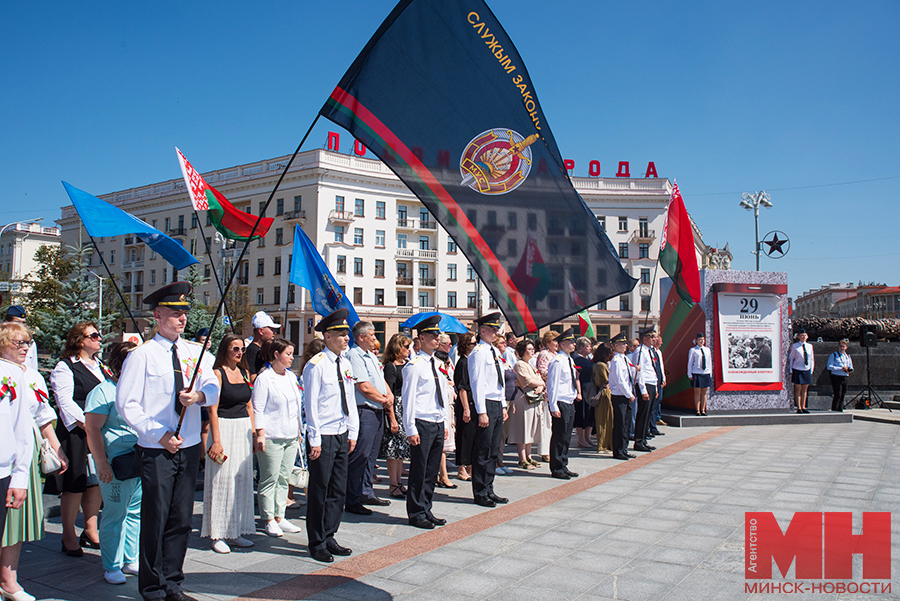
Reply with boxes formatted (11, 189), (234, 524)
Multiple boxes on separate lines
(278, 519), (301, 533)
(1, 588), (37, 601)
(211, 540), (231, 554)
(265, 520), (284, 537)
(104, 570), (127, 585)
(122, 563), (139, 575)
(228, 536), (254, 548)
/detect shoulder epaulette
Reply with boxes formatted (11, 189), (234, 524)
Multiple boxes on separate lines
(309, 352), (326, 365)
(408, 355), (422, 365)
(185, 340), (202, 347)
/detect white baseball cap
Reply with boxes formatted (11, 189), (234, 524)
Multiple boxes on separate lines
(252, 311), (281, 329)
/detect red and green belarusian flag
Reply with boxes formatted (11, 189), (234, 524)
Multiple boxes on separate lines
(659, 181), (701, 304)
(567, 279), (595, 337)
(176, 147), (273, 241)
(512, 233), (552, 303)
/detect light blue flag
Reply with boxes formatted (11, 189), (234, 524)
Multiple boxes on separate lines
(289, 224), (360, 327)
(62, 181), (199, 271)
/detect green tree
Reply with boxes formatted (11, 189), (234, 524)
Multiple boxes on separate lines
(26, 245), (78, 310)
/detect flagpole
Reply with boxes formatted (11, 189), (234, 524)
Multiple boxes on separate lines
(89, 237), (143, 337)
(193, 210), (236, 334)
(176, 113), (321, 435)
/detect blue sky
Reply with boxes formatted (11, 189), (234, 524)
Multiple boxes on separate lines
(2, 0), (898, 298)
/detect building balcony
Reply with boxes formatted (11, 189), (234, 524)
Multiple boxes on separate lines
(419, 278), (436, 287)
(328, 210), (354, 224)
(122, 285), (132, 293)
(631, 229), (656, 242)
(396, 218), (437, 230)
(283, 210), (306, 222)
(396, 276), (413, 286)
(122, 260), (144, 270)
(134, 284), (143, 292)
(397, 306), (415, 315)
(397, 218), (414, 229)
(420, 220), (436, 230)
(168, 227), (187, 236)
(124, 236), (134, 245)
(395, 248), (438, 260)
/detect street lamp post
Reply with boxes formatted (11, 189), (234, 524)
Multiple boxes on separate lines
(739, 191), (772, 271)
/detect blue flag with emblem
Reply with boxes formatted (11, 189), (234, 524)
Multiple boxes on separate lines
(289, 224), (360, 327)
(62, 181), (199, 271)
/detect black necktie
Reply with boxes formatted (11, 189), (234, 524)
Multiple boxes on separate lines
(568, 356), (576, 389)
(491, 346), (503, 386)
(430, 357), (445, 408)
(335, 355), (349, 416)
(172, 343), (184, 415)
(802, 344), (808, 365)
(651, 348), (663, 380)
(700, 348), (706, 370)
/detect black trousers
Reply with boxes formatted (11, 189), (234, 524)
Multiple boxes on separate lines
(406, 419), (443, 520)
(306, 432), (349, 553)
(138, 443), (201, 600)
(635, 384), (656, 445)
(472, 399), (503, 501)
(831, 374), (848, 411)
(550, 402), (575, 475)
(0, 476), (9, 541)
(611, 395), (633, 458)
(346, 406), (383, 506)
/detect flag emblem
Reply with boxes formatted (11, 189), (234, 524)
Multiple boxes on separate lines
(460, 128), (538, 195)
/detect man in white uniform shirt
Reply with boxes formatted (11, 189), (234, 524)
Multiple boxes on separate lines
(116, 282), (219, 601)
(789, 329), (814, 414)
(547, 328), (580, 479)
(608, 332), (637, 461)
(630, 329), (658, 453)
(302, 309), (360, 563)
(467, 312), (508, 508)
(687, 332), (712, 416)
(402, 316), (451, 529)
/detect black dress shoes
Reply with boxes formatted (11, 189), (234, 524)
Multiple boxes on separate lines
(80, 531), (101, 549)
(311, 549), (335, 563)
(165, 592), (199, 601)
(552, 472), (571, 480)
(650, 430), (664, 436)
(409, 515), (435, 529)
(474, 497), (496, 508)
(360, 496), (391, 506)
(488, 493), (509, 504)
(326, 540), (352, 556)
(427, 515), (447, 526)
(613, 454), (630, 460)
(564, 469), (579, 478)
(345, 503), (373, 516)
(61, 541), (84, 557)
(633, 444), (654, 452)
(623, 451), (637, 458)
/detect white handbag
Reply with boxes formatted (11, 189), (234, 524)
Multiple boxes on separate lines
(33, 421), (64, 474)
(289, 443), (309, 489)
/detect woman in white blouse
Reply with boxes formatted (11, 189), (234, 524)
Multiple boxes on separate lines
(46, 321), (105, 556)
(252, 338), (303, 538)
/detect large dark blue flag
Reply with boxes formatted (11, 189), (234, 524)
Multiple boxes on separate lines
(320, 0), (636, 334)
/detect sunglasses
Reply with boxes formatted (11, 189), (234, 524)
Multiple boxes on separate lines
(85, 332), (101, 341)
(11, 340), (32, 348)
(230, 347), (244, 353)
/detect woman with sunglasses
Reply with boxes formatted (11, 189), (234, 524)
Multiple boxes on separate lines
(201, 334), (256, 554)
(46, 322), (104, 557)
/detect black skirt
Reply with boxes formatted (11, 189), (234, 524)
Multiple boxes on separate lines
(453, 398), (478, 465)
(44, 424), (97, 494)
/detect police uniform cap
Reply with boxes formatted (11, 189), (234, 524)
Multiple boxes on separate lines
(639, 328), (656, 337)
(558, 327), (576, 342)
(695, 332), (705, 339)
(315, 308), (350, 333)
(475, 312), (503, 329)
(143, 282), (192, 310)
(610, 332), (628, 344)
(5, 305), (26, 319)
(415, 315), (442, 335)
(797, 328), (806, 334)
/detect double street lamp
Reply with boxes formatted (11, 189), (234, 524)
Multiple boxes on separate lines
(739, 191), (772, 271)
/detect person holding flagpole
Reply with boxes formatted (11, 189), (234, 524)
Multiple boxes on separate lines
(116, 282), (219, 601)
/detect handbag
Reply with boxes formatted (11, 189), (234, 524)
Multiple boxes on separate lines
(32, 421), (64, 474)
(111, 447), (142, 481)
(583, 380), (601, 408)
(289, 443), (309, 489)
(85, 453), (100, 487)
(523, 388), (545, 405)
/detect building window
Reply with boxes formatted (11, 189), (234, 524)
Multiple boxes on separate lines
(150, 270), (156, 286)
(244, 205), (251, 214)
(354, 198), (364, 217)
(374, 288), (384, 306)
(190, 239), (196, 255)
(419, 208), (430, 224)
(489, 297), (498, 309)
(376, 201), (386, 219)
(276, 198), (284, 216)
(597, 216), (606, 231)
(354, 228), (363, 245)
(397, 233), (407, 249)
(257, 258), (265, 276)
(397, 205), (407, 223)
(419, 235), (430, 250)
(164, 217), (171, 231)
(375, 230), (385, 247)
(620, 295), (630, 311)
(639, 243), (649, 258)
(258, 232), (265, 247)
(191, 213), (199, 229)
(293, 195), (302, 213)
(335, 196), (345, 212)
(508, 212), (517, 230)
(204, 264), (211, 279)
(618, 243), (629, 259)
(397, 262), (408, 278)
(418, 291), (429, 307)
(110, 250), (115, 265)
(447, 264), (457, 280)
(257, 288), (265, 304)
(467, 265), (476, 281)
(206, 214), (211, 227)
(257, 201), (266, 217)
(618, 216), (628, 231)
(418, 264), (430, 280)
(639, 217), (649, 237)
(641, 268), (650, 284)
(397, 290), (408, 307)
(276, 228), (284, 245)
(447, 291), (457, 308)
(203, 291), (209, 305)
(336, 255), (346, 273)
(467, 292), (477, 308)
(527, 213), (537, 231)
(274, 257), (282, 275)
(447, 239), (457, 253)
(354, 287), (363, 305)
(163, 267), (168, 284)
(354, 257), (363, 275)
(375, 259), (385, 277)
(152, 219), (158, 229)
(335, 225), (344, 243)
(274, 286), (281, 305)
(598, 299), (607, 310)
(508, 239), (517, 256)
(288, 283), (295, 304)
(641, 295), (651, 312)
